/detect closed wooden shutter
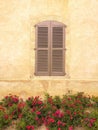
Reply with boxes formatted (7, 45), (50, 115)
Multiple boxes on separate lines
(35, 21), (66, 76)
(35, 24), (50, 75)
(51, 26), (65, 76)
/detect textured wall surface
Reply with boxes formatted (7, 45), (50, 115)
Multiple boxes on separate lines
(0, 0), (98, 98)
(69, 0), (98, 79)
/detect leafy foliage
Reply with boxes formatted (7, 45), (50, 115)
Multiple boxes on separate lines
(0, 110), (11, 129)
(0, 92), (98, 130)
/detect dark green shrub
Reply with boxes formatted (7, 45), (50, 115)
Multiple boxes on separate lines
(0, 110), (11, 129)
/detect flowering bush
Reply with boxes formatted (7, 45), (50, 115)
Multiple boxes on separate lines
(0, 107), (11, 129)
(0, 92), (98, 130)
(16, 106), (37, 130)
(1, 95), (19, 107)
(83, 109), (98, 130)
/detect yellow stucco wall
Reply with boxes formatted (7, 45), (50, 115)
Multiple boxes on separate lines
(0, 0), (98, 99)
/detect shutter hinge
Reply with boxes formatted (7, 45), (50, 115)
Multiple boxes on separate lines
(34, 72), (36, 75)
(34, 48), (36, 50)
(64, 48), (67, 51)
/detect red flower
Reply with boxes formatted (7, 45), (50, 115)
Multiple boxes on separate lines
(26, 126), (31, 130)
(26, 125), (34, 130)
(70, 116), (73, 120)
(48, 97), (53, 104)
(74, 112), (77, 116)
(36, 111), (41, 115)
(35, 117), (39, 120)
(88, 123), (92, 127)
(68, 97), (72, 101)
(5, 96), (8, 99)
(12, 97), (19, 103)
(18, 114), (22, 118)
(38, 101), (43, 105)
(4, 114), (9, 120)
(66, 110), (71, 115)
(48, 118), (55, 123)
(18, 102), (25, 109)
(90, 118), (96, 124)
(57, 120), (62, 126)
(69, 126), (73, 130)
(53, 110), (64, 118)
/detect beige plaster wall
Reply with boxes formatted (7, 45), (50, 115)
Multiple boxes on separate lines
(69, 0), (98, 79)
(0, 0), (69, 80)
(0, 0), (98, 98)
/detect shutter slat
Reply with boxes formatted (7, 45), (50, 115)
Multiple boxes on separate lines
(52, 27), (63, 48)
(52, 50), (63, 72)
(37, 50), (48, 72)
(38, 27), (48, 48)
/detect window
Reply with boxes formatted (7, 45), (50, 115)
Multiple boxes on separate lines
(35, 21), (66, 76)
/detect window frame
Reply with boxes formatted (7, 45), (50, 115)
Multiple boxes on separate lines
(35, 21), (66, 76)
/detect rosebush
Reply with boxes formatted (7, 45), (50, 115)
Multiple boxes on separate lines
(16, 106), (37, 130)
(0, 107), (11, 129)
(1, 95), (19, 107)
(83, 109), (98, 130)
(0, 92), (97, 130)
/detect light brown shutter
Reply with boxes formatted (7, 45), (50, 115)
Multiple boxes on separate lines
(51, 26), (65, 76)
(35, 21), (66, 76)
(35, 25), (49, 76)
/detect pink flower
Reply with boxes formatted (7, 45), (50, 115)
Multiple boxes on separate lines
(26, 125), (31, 130)
(31, 126), (34, 130)
(48, 97), (53, 104)
(66, 110), (71, 115)
(38, 101), (42, 105)
(62, 122), (66, 126)
(4, 114), (8, 120)
(57, 120), (62, 126)
(69, 126), (73, 130)
(5, 96), (8, 99)
(36, 111), (41, 115)
(18, 102), (26, 110)
(68, 97), (72, 101)
(90, 118), (96, 124)
(18, 114), (22, 118)
(26, 125), (34, 130)
(74, 112), (77, 116)
(48, 118), (55, 123)
(85, 118), (89, 121)
(53, 110), (64, 118)
(88, 123), (92, 127)
(35, 117), (39, 120)
(58, 128), (61, 130)
(70, 116), (73, 120)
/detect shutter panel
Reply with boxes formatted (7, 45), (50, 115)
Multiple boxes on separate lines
(37, 50), (48, 72)
(52, 50), (63, 72)
(38, 27), (48, 48)
(35, 26), (49, 75)
(52, 27), (63, 48)
(51, 26), (65, 76)
(35, 21), (65, 76)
